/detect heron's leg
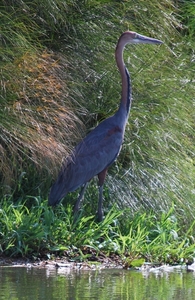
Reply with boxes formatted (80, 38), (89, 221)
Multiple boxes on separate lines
(97, 185), (104, 222)
(97, 168), (107, 222)
(73, 182), (89, 215)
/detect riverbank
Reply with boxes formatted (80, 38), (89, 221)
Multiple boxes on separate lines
(1, 255), (195, 275)
(0, 253), (123, 270)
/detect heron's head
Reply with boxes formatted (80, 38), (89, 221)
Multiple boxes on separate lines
(119, 31), (163, 46)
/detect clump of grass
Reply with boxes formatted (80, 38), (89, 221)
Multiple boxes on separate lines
(1, 49), (84, 193)
(0, 8), (86, 194)
(179, 1), (195, 37)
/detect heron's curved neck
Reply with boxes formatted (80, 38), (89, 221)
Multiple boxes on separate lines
(115, 40), (131, 116)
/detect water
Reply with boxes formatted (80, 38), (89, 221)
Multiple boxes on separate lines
(0, 266), (195, 300)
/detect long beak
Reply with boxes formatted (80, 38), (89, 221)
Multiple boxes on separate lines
(135, 33), (163, 45)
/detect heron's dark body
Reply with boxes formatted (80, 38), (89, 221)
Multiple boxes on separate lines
(49, 69), (130, 205)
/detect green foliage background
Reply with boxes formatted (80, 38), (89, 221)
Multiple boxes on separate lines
(1, 0), (195, 258)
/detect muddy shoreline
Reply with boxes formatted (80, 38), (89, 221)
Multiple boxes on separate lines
(0, 255), (124, 270)
(1, 256), (195, 274)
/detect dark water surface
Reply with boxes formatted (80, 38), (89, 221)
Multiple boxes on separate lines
(0, 266), (195, 299)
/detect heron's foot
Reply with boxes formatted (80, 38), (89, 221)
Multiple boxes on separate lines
(72, 202), (81, 224)
(96, 210), (103, 222)
(73, 202), (80, 215)
(73, 182), (88, 220)
(97, 185), (104, 222)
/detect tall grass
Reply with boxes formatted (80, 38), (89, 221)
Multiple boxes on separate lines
(0, 4), (86, 195)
